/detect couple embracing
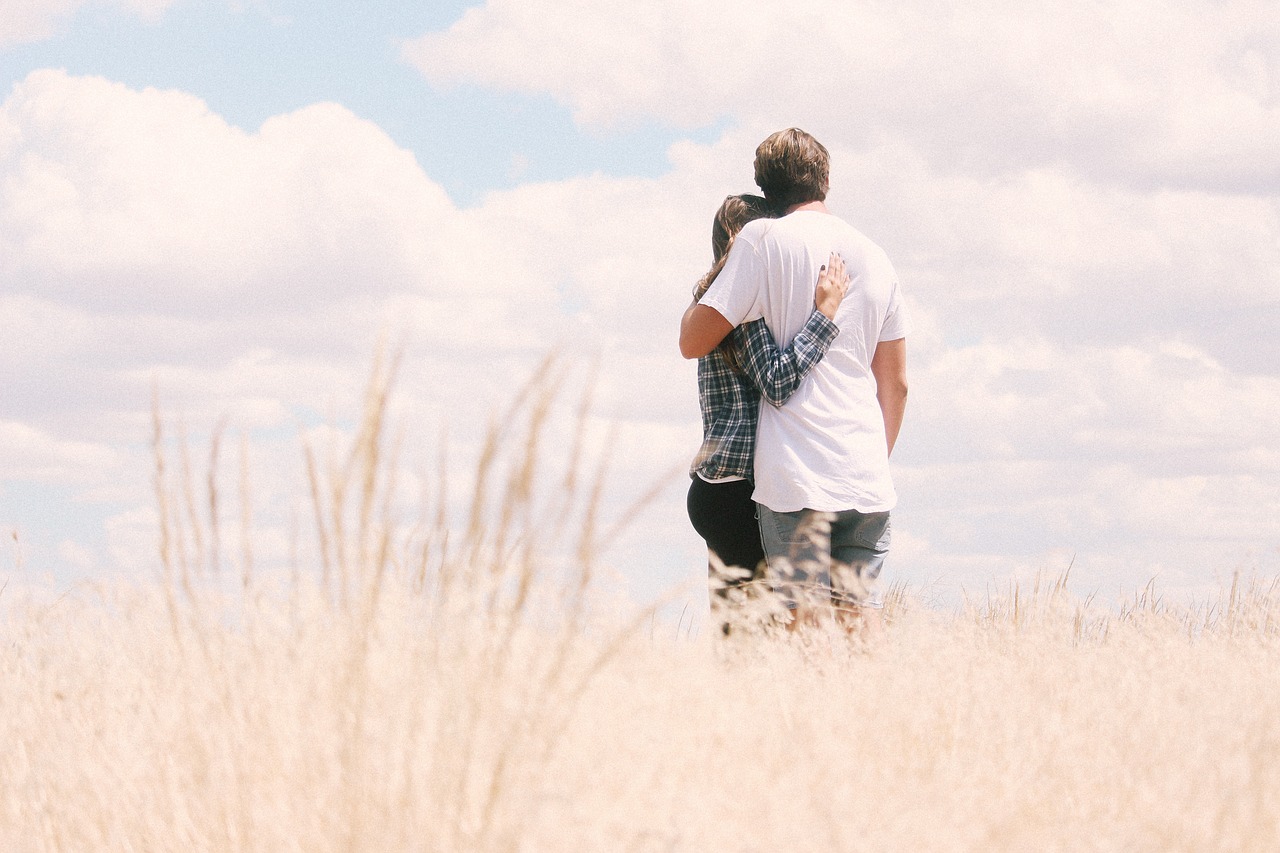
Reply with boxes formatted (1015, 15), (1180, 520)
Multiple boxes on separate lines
(680, 128), (909, 637)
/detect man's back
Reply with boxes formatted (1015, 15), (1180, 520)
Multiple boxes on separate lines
(700, 210), (907, 513)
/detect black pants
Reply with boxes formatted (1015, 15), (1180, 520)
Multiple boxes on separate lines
(686, 476), (766, 591)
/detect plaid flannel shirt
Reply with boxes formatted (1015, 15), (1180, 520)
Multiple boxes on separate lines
(691, 309), (839, 480)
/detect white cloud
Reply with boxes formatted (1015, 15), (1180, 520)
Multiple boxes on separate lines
(0, 420), (122, 484)
(0, 0), (82, 47)
(0, 0), (173, 48)
(906, 336), (1280, 470)
(0, 71), (459, 315)
(405, 0), (1280, 191)
(888, 331), (1280, 602)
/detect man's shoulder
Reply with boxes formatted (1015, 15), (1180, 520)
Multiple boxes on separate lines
(773, 210), (864, 241)
(750, 212), (893, 273)
(801, 214), (892, 266)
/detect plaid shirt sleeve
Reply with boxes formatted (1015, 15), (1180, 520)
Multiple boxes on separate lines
(735, 310), (839, 408)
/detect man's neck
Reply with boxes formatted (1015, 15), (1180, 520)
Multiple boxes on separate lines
(784, 199), (828, 215)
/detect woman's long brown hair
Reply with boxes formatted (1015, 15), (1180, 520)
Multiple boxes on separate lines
(692, 194), (775, 373)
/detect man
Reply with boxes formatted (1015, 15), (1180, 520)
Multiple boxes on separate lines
(679, 128), (908, 635)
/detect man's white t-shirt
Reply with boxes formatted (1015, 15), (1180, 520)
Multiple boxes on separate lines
(700, 210), (907, 514)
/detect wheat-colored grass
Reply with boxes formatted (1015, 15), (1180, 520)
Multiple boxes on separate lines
(3, 358), (1279, 852)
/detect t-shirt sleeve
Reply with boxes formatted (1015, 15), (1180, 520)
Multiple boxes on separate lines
(699, 232), (764, 326)
(879, 279), (909, 342)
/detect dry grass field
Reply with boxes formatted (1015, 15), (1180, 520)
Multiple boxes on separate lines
(4, 359), (1279, 851)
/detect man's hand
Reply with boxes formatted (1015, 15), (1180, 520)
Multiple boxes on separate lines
(679, 302), (734, 359)
(815, 251), (850, 320)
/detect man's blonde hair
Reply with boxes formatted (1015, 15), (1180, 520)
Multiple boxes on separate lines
(753, 128), (829, 209)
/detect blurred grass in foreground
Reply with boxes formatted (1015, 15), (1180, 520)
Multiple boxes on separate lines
(3, 355), (1280, 851)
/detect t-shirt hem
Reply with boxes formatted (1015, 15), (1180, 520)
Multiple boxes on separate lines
(752, 494), (897, 515)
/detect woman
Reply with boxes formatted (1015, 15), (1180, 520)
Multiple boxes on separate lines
(685, 194), (848, 625)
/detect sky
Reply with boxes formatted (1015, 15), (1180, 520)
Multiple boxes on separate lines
(2, 0), (1279, 617)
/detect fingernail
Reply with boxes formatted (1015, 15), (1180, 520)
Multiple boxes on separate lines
(820, 265), (826, 271)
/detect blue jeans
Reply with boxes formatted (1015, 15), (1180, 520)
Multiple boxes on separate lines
(757, 506), (891, 610)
